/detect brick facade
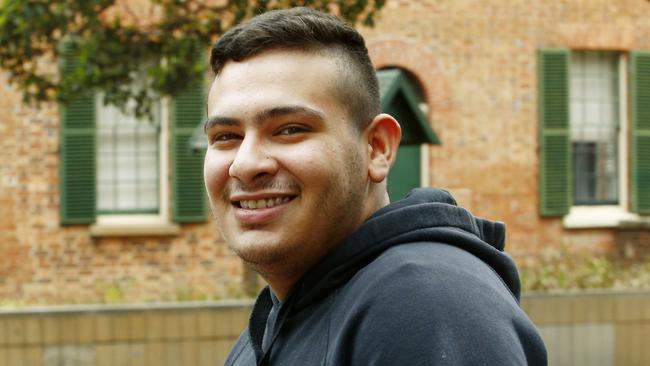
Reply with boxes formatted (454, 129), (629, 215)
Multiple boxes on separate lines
(0, 70), (245, 304)
(362, 0), (650, 261)
(1, 0), (650, 304)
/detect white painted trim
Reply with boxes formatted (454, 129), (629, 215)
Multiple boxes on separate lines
(618, 53), (629, 212)
(563, 205), (639, 228)
(420, 144), (429, 187)
(159, 96), (171, 222)
(418, 102), (431, 188)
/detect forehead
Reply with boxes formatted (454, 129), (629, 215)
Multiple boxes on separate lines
(207, 50), (345, 118)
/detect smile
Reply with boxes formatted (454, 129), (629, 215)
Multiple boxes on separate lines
(231, 194), (297, 225)
(238, 197), (293, 209)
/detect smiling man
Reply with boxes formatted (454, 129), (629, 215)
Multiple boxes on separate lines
(204, 7), (546, 366)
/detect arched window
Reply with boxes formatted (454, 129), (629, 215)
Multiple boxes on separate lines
(377, 68), (440, 202)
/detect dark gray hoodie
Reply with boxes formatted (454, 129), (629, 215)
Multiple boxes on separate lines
(225, 188), (548, 365)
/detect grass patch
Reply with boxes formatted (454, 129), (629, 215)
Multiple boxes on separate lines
(520, 253), (650, 292)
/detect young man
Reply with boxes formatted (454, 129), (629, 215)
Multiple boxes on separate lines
(204, 7), (547, 366)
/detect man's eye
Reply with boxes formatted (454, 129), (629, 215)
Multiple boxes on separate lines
(277, 126), (307, 136)
(212, 132), (241, 143)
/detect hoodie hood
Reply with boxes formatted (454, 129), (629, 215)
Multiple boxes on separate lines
(244, 188), (525, 364)
(291, 188), (520, 310)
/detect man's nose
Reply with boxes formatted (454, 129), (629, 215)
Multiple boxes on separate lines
(228, 136), (278, 184)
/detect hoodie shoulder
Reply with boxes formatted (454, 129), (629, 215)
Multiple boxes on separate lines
(224, 328), (256, 366)
(328, 242), (547, 366)
(351, 241), (520, 313)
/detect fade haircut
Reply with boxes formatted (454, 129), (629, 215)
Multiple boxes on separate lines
(210, 7), (380, 131)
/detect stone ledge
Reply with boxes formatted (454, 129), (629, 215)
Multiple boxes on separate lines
(89, 222), (181, 237)
(0, 299), (255, 315)
(563, 206), (640, 229)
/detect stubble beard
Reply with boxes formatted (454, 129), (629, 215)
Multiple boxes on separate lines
(221, 146), (367, 281)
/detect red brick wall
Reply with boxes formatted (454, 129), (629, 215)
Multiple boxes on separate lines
(362, 0), (650, 261)
(0, 72), (245, 304)
(2, 0), (650, 304)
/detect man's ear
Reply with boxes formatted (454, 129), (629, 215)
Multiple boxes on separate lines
(365, 113), (402, 183)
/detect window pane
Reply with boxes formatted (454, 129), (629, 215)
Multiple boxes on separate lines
(96, 95), (160, 213)
(570, 51), (619, 205)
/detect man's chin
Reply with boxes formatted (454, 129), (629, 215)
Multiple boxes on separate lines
(227, 239), (290, 267)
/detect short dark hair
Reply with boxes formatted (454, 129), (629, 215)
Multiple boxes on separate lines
(210, 7), (380, 130)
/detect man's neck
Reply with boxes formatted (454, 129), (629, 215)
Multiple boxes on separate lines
(260, 189), (391, 301)
(267, 282), (292, 302)
(252, 263), (304, 301)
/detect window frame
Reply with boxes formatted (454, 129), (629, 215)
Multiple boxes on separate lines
(563, 52), (640, 228)
(569, 51), (621, 206)
(94, 94), (162, 216)
(90, 97), (180, 236)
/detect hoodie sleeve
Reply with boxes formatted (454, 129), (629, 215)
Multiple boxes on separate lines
(329, 243), (547, 366)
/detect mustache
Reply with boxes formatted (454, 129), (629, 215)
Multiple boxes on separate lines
(222, 179), (300, 200)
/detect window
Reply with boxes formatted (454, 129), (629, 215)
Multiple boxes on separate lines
(96, 96), (162, 214)
(58, 40), (207, 232)
(538, 49), (650, 226)
(570, 51), (620, 205)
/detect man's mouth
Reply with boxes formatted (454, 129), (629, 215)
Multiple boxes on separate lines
(236, 196), (295, 209)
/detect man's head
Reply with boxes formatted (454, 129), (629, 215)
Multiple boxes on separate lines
(210, 7), (380, 131)
(204, 8), (401, 298)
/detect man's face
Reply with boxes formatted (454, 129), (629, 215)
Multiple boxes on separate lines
(204, 50), (371, 275)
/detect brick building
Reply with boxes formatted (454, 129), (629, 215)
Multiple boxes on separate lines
(1, 0), (650, 304)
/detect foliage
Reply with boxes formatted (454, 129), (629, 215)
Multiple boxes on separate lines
(102, 281), (127, 304)
(0, 0), (386, 118)
(520, 251), (650, 292)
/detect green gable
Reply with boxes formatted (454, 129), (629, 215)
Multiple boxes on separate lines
(377, 68), (440, 145)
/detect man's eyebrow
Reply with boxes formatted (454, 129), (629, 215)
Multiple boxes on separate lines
(203, 116), (240, 133)
(203, 105), (326, 134)
(256, 105), (326, 124)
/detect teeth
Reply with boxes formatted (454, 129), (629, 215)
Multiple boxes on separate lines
(240, 197), (292, 210)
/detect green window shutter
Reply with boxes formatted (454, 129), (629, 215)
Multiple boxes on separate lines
(172, 53), (207, 223)
(630, 51), (650, 214)
(538, 49), (571, 216)
(59, 41), (96, 224)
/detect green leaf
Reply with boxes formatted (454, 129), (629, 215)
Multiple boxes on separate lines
(0, 0), (386, 117)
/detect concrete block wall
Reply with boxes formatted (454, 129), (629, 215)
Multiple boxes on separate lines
(0, 293), (649, 365)
(0, 301), (252, 366)
(522, 291), (650, 366)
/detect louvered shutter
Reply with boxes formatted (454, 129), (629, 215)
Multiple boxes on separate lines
(630, 51), (650, 214)
(59, 41), (96, 224)
(538, 49), (571, 216)
(172, 51), (207, 222)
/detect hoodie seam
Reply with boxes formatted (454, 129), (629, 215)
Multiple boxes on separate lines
(445, 230), (520, 302)
(485, 262), (519, 303)
(367, 203), (481, 239)
(227, 336), (249, 365)
(323, 288), (336, 366)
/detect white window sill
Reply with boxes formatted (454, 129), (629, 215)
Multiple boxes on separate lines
(90, 215), (180, 237)
(563, 206), (640, 229)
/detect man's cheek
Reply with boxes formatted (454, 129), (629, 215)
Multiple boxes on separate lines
(204, 158), (227, 187)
